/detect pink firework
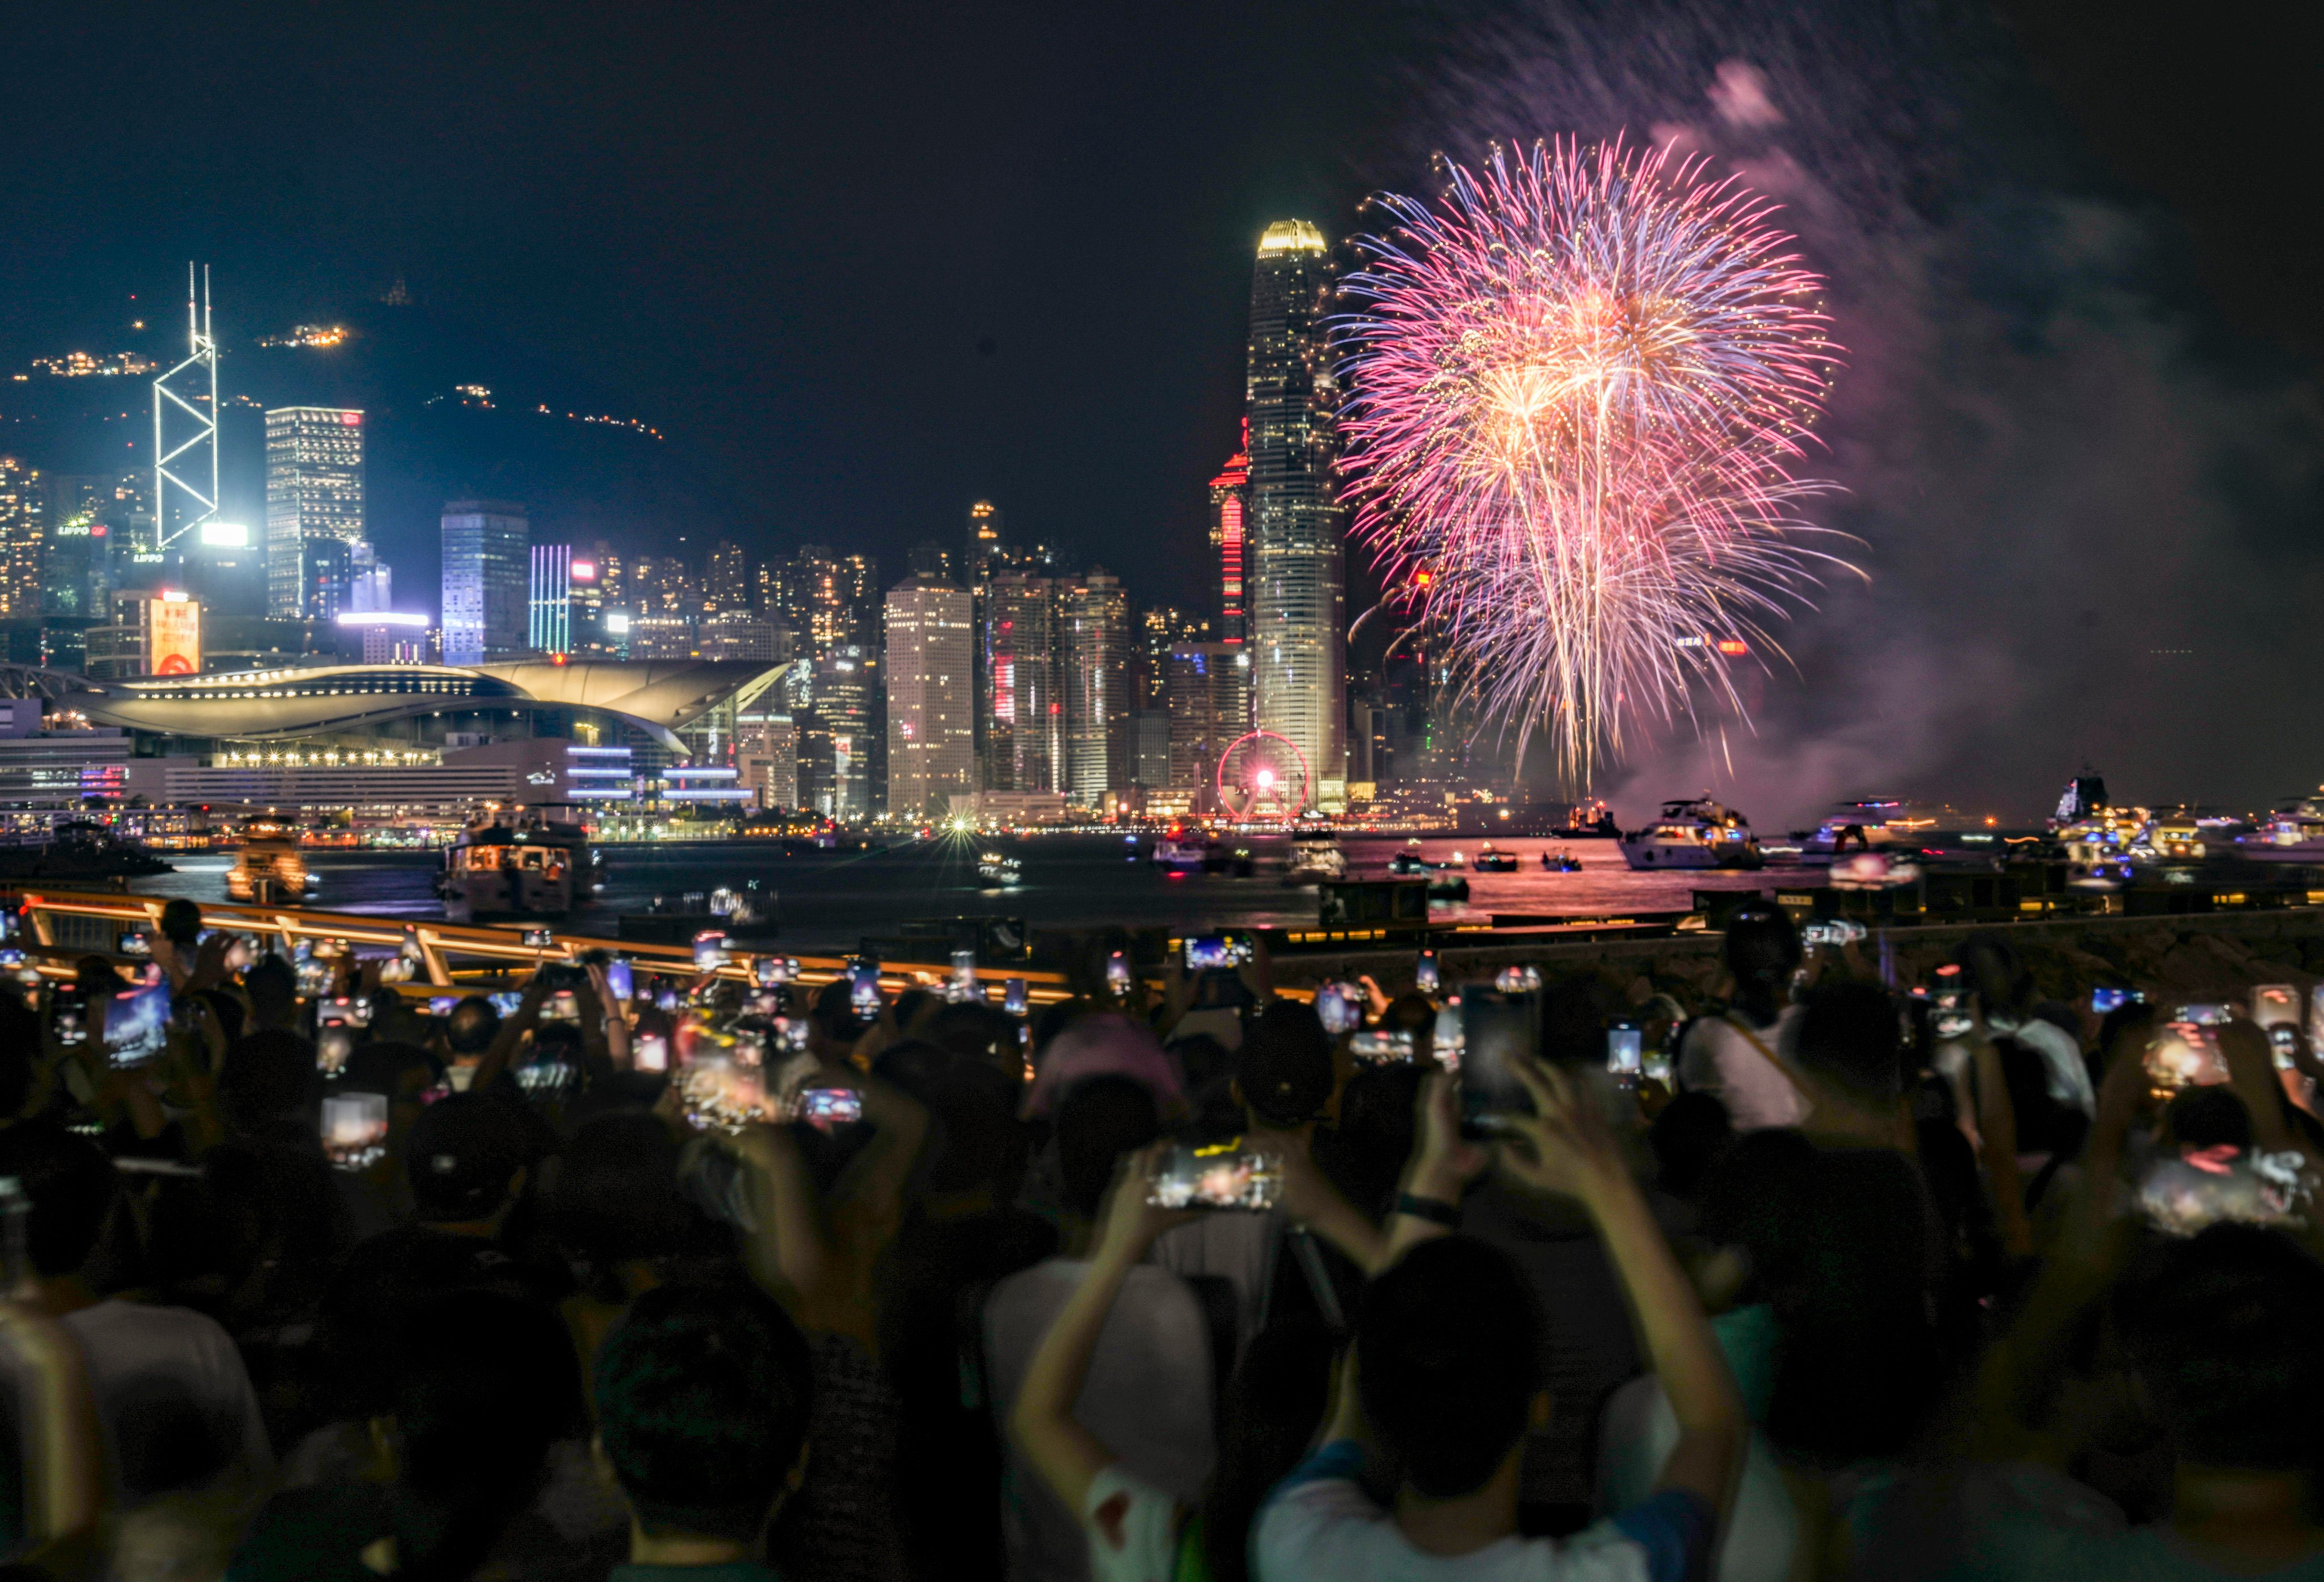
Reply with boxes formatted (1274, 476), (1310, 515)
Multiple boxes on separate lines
(1338, 138), (1851, 791)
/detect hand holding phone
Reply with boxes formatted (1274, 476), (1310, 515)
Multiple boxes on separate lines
(1145, 1139), (1282, 1211)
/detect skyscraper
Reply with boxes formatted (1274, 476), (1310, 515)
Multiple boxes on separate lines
(1135, 605), (1210, 712)
(1209, 433), (1251, 646)
(906, 541), (957, 583)
(0, 458), (42, 619)
(1167, 642), (1252, 805)
(263, 407), (364, 618)
(884, 576), (977, 817)
(984, 569), (1060, 794)
(440, 501), (529, 665)
(529, 544), (572, 653)
(1064, 569), (1130, 803)
(804, 643), (877, 820)
(1245, 221), (1345, 808)
(706, 540), (749, 613)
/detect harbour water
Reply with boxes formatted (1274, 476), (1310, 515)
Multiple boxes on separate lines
(122, 835), (1810, 955)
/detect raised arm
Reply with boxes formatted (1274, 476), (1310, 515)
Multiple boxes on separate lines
(0, 1301), (102, 1562)
(1012, 1145), (1191, 1516)
(1500, 1057), (1745, 1519)
(1380, 1071), (1487, 1267)
(470, 973), (547, 1093)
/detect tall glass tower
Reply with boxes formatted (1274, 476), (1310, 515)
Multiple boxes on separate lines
(1245, 221), (1344, 809)
(440, 501), (530, 665)
(263, 407), (365, 618)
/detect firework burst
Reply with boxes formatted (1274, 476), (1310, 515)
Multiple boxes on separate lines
(1338, 137), (1851, 792)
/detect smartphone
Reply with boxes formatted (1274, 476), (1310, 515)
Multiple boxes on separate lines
(1606, 1020), (1643, 1075)
(318, 994), (370, 1028)
(317, 1026), (354, 1077)
(2091, 986), (2141, 1015)
(1494, 964), (1542, 994)
(654, 986), (681, 1014)
(772, 1015), (811, 1053)
(1930, 965), (1971, 1040)
(633, 1033), (669, 1074)
(1004, 977), (1028, 1016)
(1184, 933), (1252, 971)
(850, 965), (882, 1023)
(104, 981), (170, 1069)
(1145, 1138), (1283, 1211)
(487, 991), (523, 1017)
(1350, 1028), (1416, 1064)
(521, 927), (554, 948)
(950, 950), (978, 1002)
(2254, 985), (2300, 1030)
(677, 1056), (773, 1133)
(1414, 949), (1441, 995)
(798, 1087), (864, 1131)
(2177, 1003), (2234, 1027)
(1316, 983), (1362, 1037)
(2145, 1021), (2229, 1091)
(541, 990), (581, 1023)
(48, 984), (86, 1048)
(322, 1092), (389, 1168)
(1459, 989), (1540, 1129)
(116, 931), (151, 957)
(427, 995), (459, 1017)
(752, 956), (781, 989)
(1802, 918), (1867, 948)
(597, 959), (632, 1002)
(1106, 951), (1131, 994)
(693, 931), (730, 971)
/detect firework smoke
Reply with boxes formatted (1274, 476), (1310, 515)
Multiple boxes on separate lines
(1338, 138), (1850, 794)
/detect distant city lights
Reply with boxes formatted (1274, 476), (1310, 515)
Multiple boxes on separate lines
(256, 325), (349, 349)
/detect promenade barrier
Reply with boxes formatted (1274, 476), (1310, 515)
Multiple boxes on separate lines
(0, 887), (1076, 1007)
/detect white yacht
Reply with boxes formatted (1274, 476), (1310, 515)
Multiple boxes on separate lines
(1619, 798), (1764, 871)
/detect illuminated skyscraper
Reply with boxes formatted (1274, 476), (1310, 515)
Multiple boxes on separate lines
(1245, 221), (1345, 808)
(1167, 642), (1252, 805)
(0, 458), (43, 619)
(984, 570), (1060, 794)
(440, 501), (529, 665)
(1064, 569), (1130, 803)
(884, 576), (977, 817)
(529, 545), (571, 653)
(805, 643), (877, 820)
(1209, 434), (1251, 646)
(706, 539), (748, 613)
(263, 407), (364, 618)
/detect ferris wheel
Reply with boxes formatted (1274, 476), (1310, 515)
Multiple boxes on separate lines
(1214, 730), (1312, 820)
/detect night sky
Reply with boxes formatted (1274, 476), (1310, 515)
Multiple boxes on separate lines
(3, 1), (2319, 818)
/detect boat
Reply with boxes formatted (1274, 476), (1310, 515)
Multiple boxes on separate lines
(1560, 799), (1623, 838)
(978, 850), (1023, 887)
(1542, 850), (1581, 873)
(1472, 843), (1519, 873)
(1283, 834), (1348, 884)
(224, 816), (315, 902)
(1151, 836), (1207, 872)
(437, 805), (599, 922)
(1619, 798), (1764, 871)
(1388, 850), (1432, 876)
(2237, 788), (2324, 861)
(1800, 799), (1940, 858)
(1426, 874), (1470, 903)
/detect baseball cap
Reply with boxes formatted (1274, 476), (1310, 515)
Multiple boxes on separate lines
(406, 1093), (529, 1221)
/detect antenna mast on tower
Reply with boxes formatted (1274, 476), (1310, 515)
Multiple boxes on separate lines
(153, 263), (219, 550)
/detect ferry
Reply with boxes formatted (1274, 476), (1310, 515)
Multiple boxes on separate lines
(1472, 843), (1520, 873)
(978, 850), (1023, 887)
(1151, 835), (1207, 872)
(225, 816), (317, 903)
(1283, 834), (1348, 884)
(437, 805), (600, 921)
(1542, 850), (1581, 873)
(1619, 798), (1765, 871)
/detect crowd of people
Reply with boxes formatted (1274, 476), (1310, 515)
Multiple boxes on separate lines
(0, 894), (2317, 1581)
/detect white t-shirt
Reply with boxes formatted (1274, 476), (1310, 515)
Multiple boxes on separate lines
(1597, 1381), (1792, 1582)
(1080, 1463), (1185, 1582)
(1986, 1015), (2096, 1115)
(1678, 1007), (1807, 1131)
(62, 1298), (273, 1506)
(986, 1259), (1214, 1582)
(1151, 1209), (1281, 1360)
(1254, 1442), (1715, 1582)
